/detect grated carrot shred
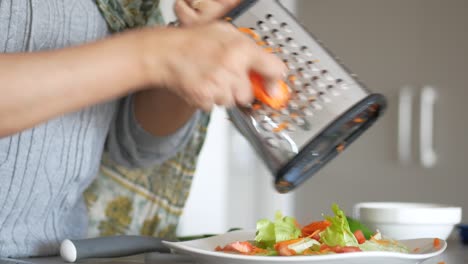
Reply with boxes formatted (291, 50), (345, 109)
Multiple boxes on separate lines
(252, 104), (262, 110)
(433, 238), (441, 249)
(273, 123), (288, 133)
(306, 229), (321, 239)
(288, 75), (297, 82)
(354, 117), (365, 123)
(238, 27), (261, 40)
(336, 144), (345, 153)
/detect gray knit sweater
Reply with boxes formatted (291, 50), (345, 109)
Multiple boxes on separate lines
(0, 0), (198, 258)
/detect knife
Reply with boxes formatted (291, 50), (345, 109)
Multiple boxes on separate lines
(60, 236), (172, 262)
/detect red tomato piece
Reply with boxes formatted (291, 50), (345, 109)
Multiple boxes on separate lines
(354, 230), (366, 244)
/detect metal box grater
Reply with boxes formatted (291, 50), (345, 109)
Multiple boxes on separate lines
(225, 0), (387, 193)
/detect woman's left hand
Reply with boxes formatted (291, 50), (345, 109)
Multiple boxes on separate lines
(174, 0), (241, 26)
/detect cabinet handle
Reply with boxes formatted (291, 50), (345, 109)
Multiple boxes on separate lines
(398, 87), (413, 164)
(420, 86), (438, 168)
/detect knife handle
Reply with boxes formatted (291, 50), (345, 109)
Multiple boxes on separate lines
(60, 236), (170, 262)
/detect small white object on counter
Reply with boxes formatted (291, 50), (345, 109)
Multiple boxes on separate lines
(353, 202), (462, 240)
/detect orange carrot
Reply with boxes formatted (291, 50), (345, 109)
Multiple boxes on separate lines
(412, 247), (420, 253)
(306, 229), (322, 239)
(336, 144), (345, 153)
(353, 117), (365, 123)
(433, 238), (441, 249)
(238, 27), (261, 40)
(288, 75), (297, 83)
(302, 220), (331, 237)
(274, 238), (304, 256)
(273, 122), (288, 133)
(252, 103), (262, 110)
(249, 72), (290, 110)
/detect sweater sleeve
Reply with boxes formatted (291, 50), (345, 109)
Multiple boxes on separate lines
(105, 95), (201, 169)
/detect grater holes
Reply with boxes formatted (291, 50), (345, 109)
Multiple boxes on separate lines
(286, 37), (299, 48)
(312, 102), (323, 110)
(280, 22), (292, 33)
(260, 120), (274, 131)
(289, 101), (299, 110)
(278, 44), (291, 55)
(291, 114), (306, 126)
(301, 46), (313, 57)
(307, 61), (321, 72)
(300, 106), (314, 117)
(271, 29), (284, 40)
(318, 91), (332, 103)
(296, 91), (308, 102)
(288, 74), (302, 86)
(291, 52), (305, 64)
(257, 20), (268, 31)
(308, 95), (317, 103)
(298, 67), (311, 79)
(266, 14), (278, 24)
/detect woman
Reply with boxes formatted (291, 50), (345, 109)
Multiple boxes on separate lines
(0, 0), (285, 258)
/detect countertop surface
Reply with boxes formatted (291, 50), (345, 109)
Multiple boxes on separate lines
(3, 241), (466, 264)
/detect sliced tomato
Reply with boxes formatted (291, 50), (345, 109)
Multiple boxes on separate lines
(215, 241), (254, 254)
(277, 246), (296, 256)
(341, 246), (362, 253)
(354, 230), (366, 244)
(311, 233), (321, 241)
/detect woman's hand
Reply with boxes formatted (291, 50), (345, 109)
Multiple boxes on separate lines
(141, 22), (286, 111)
(174, 0), (241, 26)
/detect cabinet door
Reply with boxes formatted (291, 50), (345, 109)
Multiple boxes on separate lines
(293, 0), (468, 223)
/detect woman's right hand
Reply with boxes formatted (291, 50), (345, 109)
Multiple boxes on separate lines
(139, 22), (287, 111)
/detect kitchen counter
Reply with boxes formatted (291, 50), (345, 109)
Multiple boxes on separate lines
(3, 241), (466, 264)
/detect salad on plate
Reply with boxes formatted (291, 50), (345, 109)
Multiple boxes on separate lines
(215, 204), (422, 256)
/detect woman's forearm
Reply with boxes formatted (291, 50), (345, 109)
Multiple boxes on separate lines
(133, 89), (196, 137)
(0, 31), (148, 137)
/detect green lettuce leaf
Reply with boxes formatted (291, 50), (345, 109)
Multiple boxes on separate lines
(321, 204), (359, 247)
(288, 238), (320, 254)
(255, 219), (275, 248)
(274, 211), (301, 242)
(255, 211), (301, 248)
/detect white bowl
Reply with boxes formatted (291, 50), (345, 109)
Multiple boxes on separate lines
(353, 202), (462, 240)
